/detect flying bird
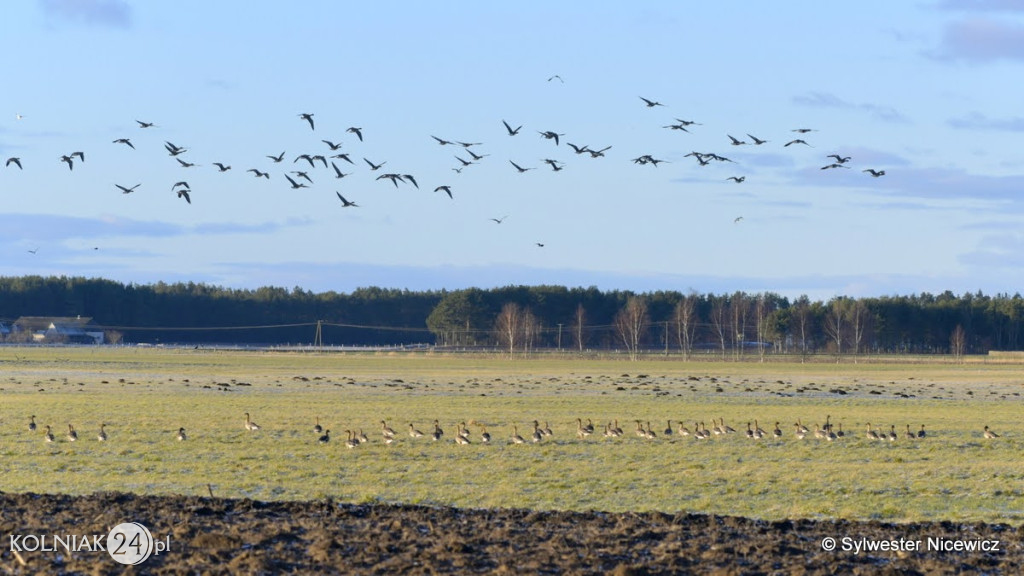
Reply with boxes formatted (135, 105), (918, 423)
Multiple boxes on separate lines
(791, 128), (815, 133)
(538, 131), (563, 145)
(299, 113), (315, 130)
(431, 135), (453, 146)
(509, 160), (533, 173)
(177, 189), (191, 204)
(454, 155), (475, 167)
(136, 120), (155, 128)
(536, 243), (545, 247)
(402, 174), (419, 189)
(60, 155), (74, 170)
(321, 140), (344, 150)
(784, 139), (811, 147)
(115, 183), (141, 194)
(172, 181), (190, 190)
(294, 154), (316, 167)
(542, 158), (564, 171)
(726, 176), (745, 183)
(547, 74), (564, 83)
(284, 174), (308, 189)
(5, 157), (21, 169)
(267, 151), (285, 163)
(330, 162), (349, 179)
(566, 143), (590, 155)
(291, 170), (313, 184)
(727, 135), (747, 146)
(247, 168), (270, 179)
(176, 158), (198, 168)
(336, 192), (358, 207)
(456, 141), (482, 148)
(502, 120), (521, 136)
(639, 96), (664, 107)
(376, 173), (404, 187)
(820, 163), (849, 170)
(434, 185), (453, 199)
(747, 134), (768, 145)
(827, 154), (852, 164)
(490, 215), (508, 224)
(465, 149), (489, 161)
(212, 162), (231, 172)
(734, 216), (744, 224)
(363, 158), (386, 171)
(331, 153), (354, 165)
(863, 169), (886, 177)
(27, 247), (38, 254)
(347, 127), (363, 141)
(587, 146), (612, 158)
(663, 123), (690, 132)
(113, 138), (135, 149)
(165, 142), (188, 156)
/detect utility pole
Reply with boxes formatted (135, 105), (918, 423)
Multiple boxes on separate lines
(557, 323), (563, 351)
(314, 320), (323, 351)
(664, 321), (669, 356)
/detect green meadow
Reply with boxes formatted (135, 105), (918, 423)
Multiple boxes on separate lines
(1, 347), (1021, 524)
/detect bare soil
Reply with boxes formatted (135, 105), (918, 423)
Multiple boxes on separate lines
(0, 492), (1021, 575)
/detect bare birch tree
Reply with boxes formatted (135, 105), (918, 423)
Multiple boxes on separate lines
(824, 297), (848, 362)
(673, 292), (699, 360)
(792, 295), (813, 363)
(494, 302), (522, 355)
(614, 296), (648, 361)
(572, 304), (588, 353)
(709, 295), (729, 360)
(950, 323), (966, 364)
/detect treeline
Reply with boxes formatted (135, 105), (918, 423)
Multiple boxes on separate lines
(1, 276), (1023, 355)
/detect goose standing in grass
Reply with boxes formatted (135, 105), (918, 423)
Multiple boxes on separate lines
(836, 423), (845, 438)
(511, 425), (526, 444)
(721, 418), (736, 435)
(578, 418), (593, 439)
(244, 412), (260, 432)
(313, 417), (323, 434)
(409, 423), (425, 438)
(865, 423), (880, 441)
(357, 429), (369, 444)
(345, 430), (359, 448)
(480, 426), (491, 443)
(542, 422), (554, 437)
(176, 427), (187, 441)
(794, 423), (807, 440)
(773, 422), (783, 439)
(754, 420), (766, 439)
(663, 420), (674, 436)
(917, 425), (926, 438)
(677, 422), (691, 437)
(696, 422), (710, 439)
(531, 421), (543, 443)
(905, 425), (916, 440)
(29, 415), (37, 432)
(318, 429), (330, 444)
(796, 420), (810, 435)
(381, 420), (396, 438)
(431, 420), (444, 441)
(97, 424), (108, 442)
(44, 425), (55, 443)
(983, 426), (1000, 439)
(67, 424), (78, 442)
(455, 425), (471, 445)
(644, 422), (657, 439)
(888, 425), (898, 442)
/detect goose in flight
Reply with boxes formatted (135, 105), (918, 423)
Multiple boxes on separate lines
(863, 169), (886, 177)
(284, 174), (308, 189)
(566, 143), (590, 154)
(115, 183), (141, 194)
(542, 158), (564, 171)
(536, 243), (545, 247)
(538, 131), (563, 145)
(675, 118), (702, 126)
(336, 192), (358, 207)
(454, 155), (475, 167)
(402, 174), (419, 189)
(663, 123), (690, 132)
(791, 128), (815, 133)
(727, 134), (747, 146)
(247, 168), (270, 179)
(502, 120), (521, 136)
(331, 162), (350, 179)
(509, 160), (533, 173)
(376, 173), (404, 187)
(734, 216), (744, 224)
(212, 162), (231, 172)
(456, 141), (482, 148)
(547, 74), (563, 83)
(431, 135), (453, 146)
(322, 140), (344, 150)
(434, 185), (453, 199)
(726, 176), (745, 183)
(820, 163), (849, 170)
(639, 96), (664, 107)
(172, 181), (189, 190)
(784, 139), (811, 147)
(177, 189), (191, 204)
(490, 215), (508, 224)
(299, 113), (315, 130)
(136, 120), (155, 128)
(747, 134), (768, 145)
(5, 157), (21, 169)
(113, 138), (135, 149)
(291, 170), (313, 184)
(465, 149), (489, 161)
(165, 141), (188, 156)
(294, 154), (316, 167)
(827, 154), (851, 164)
(363, 157), (385, 171)
(587, 146), (612, 158)
(347, 127), (363, 141)
(60, 155), (75, 170)
(267, 151), (285, 163)
(332, 153), (354, 165)
(176, 158), (198, 168)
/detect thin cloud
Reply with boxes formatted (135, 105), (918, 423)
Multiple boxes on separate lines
(39, 0), (132, 29)
(934, 0), (1024, 12)
(930, 18), (1024, 62)
(948, 111), (1024, 131)
(0, 213), (309, 242)
(791, 92), (909, 124)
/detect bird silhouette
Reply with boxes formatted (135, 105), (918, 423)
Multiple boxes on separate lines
(115, 183), (141, 194)
(456, 141), (482, 148)
(863, 169), (886, 177)
(5, 157), (21, 169)
(299, 113), (315, 130)
(726, 176), (745, 183)
(402, 174), (419, 188)
(113, 138), (135, 149)
(639, 96), (664, 107)
(291, 171), (313, 184)
(509, 160), (533, 173)
(60, 155), (74, 170)
(165, 142), (188, 156)
(177, 189), (191, 204)
(465, 149), (489, 161)
(502, 120), (522, 136)
(784, 139), (811, 147)
(827, 154), (852, 164)
(431, 135), (453, 145)
(284, 174), (308, 189)
(172, 181), (190, 190)
(331, 153), (354, 165)
(547, 74), (564, 83)
(820, 163), (849, 170)
(727, 135), (747, 146)
(363, 158), (385, 171)
(566, 143), (590, 154)
(536, 243), (545, 247)
(376, 173), (404, 187)
(321, 140), (344, 150)
(490, 216), (508, 224)
(538, 131), (563, 145)
(434, 185), (453, 199)
(136, 120), (156, 128)
(267, 151), (285, 163)
(792, 128), (815, 133)
(587, 146), (612, 158)
(347, 127), (363, 141)
(176, 158), (198, 168)
(734, 216), (744, 224)
(454, 155), (475, 167)
(247, 168), (270, 179)
(212, 162), (231, 172)
(336, 192), (358, 207)
(331, 162), (350, 179)
(747, 134), (768, 145)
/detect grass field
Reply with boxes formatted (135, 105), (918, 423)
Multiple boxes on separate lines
(1, 347), (1022, 524)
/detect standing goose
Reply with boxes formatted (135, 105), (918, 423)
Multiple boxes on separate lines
(866, 423), (880, 441)
(917, 425), (926, 438)
(455, 425), (471, 445)
(409, 423), (425, 438)
(644, 422), (657, 439)
(905, 425), (916, 440)
(244, 412), (260, 431)
(480, 426), (492, 443)
(67, 424), (78, 442)
(578, 418), (593, 439)
(773, 422), (783, 439)
(431, 420), (444, 441)
(29, 415), (37, 432)
(176, 427), (187, 441)
(888, 425), (898, 442)
(677, 422), (691, 437)
(531, 421), (543, 443)
(794, 423), (807, 440)
(835, 423), (845, 438)
(511, 425), (526, 444)
(345, 430), (360, 448)
(663, 420), (674, 436)
(381, 420), (396, 438)
(318, 429), (331, 444)
(983, 426), (999, 439)
(357, 429), (369, 444)
(44, 425), (55, 443)
(313, 417), (323, 434)
(97, 424), (108, 442)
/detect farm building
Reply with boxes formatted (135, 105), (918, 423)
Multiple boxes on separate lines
(11, 316), (105, 344)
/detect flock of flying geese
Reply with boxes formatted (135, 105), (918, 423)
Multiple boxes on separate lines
(25, 412), (1002, 447)
(3, 90), (889, 243)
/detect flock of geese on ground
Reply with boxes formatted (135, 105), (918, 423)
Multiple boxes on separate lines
(4, 88), (890, 245)
(24, 412), (1002, 447)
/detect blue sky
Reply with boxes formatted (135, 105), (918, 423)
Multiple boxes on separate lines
(2, 0), (1024, 300)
